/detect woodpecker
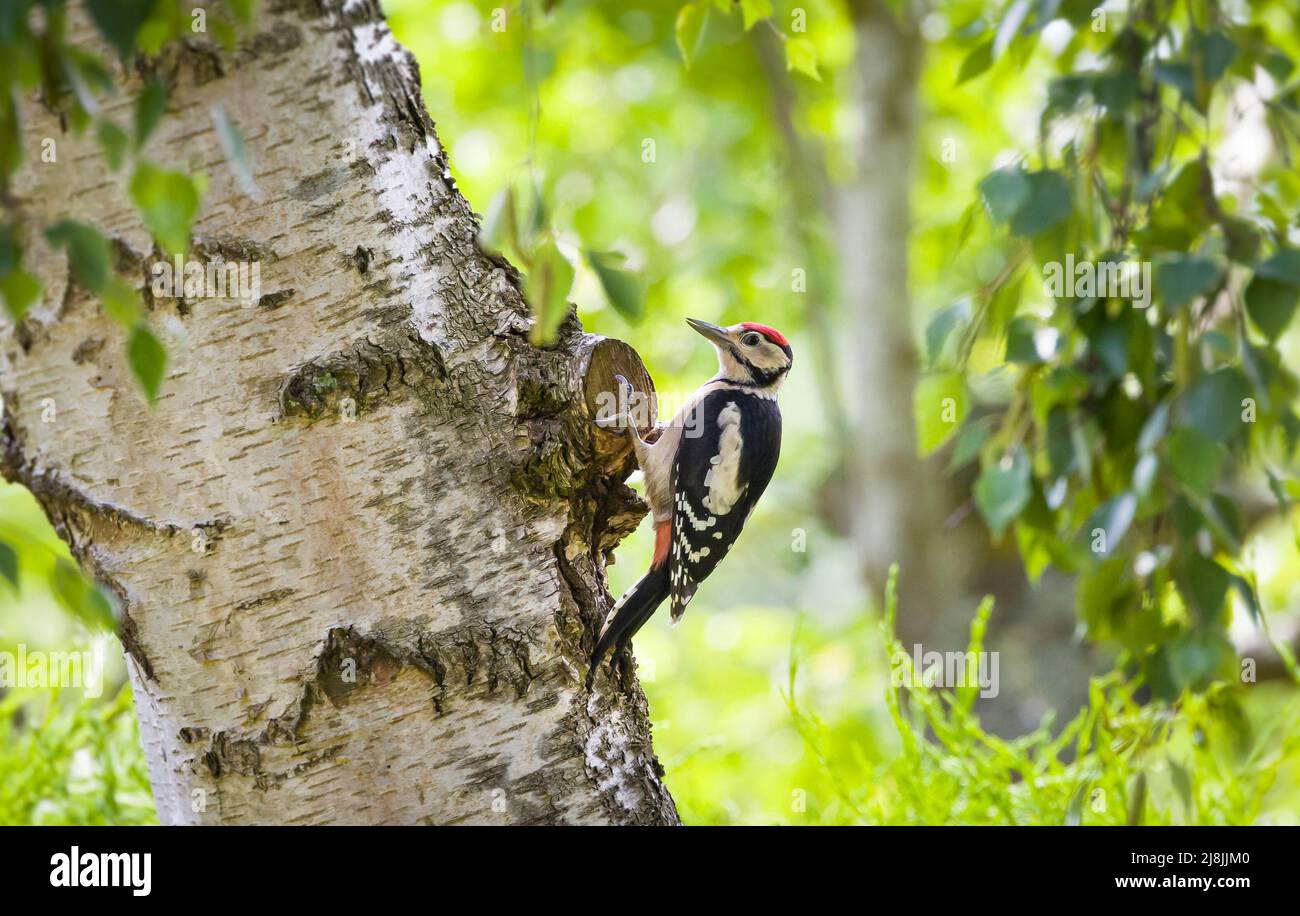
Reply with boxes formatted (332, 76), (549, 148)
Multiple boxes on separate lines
(590, 317), (792, 678)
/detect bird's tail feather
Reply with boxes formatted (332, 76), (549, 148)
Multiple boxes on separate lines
(589, 563), (670, 678)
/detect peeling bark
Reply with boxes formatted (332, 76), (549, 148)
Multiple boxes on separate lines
(1, 0), (676, 825)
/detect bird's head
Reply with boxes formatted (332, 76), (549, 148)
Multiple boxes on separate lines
(687, 318), (793, 394)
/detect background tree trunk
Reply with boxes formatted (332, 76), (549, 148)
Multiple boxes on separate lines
(756, 1), (977, 648)
(0, 0), (677, 825)
(838, 0), (965, 643)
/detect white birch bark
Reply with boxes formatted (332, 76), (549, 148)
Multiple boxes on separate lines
(0, 0), (676, 825)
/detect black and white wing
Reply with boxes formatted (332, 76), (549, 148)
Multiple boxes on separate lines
(668, 389), (782, 620)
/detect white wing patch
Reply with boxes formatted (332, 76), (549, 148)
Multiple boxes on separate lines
(678, 491), (718, 531)
(702, 401), (745, 515)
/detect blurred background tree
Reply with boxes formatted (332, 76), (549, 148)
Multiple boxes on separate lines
(3, 0), (1300, 824)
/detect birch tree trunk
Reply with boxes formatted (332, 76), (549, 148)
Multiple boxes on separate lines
(839, 0), (960, 641)
(0, 0), (677, 825)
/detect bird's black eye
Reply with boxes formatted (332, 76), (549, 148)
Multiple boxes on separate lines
(742, 332), (763, 347)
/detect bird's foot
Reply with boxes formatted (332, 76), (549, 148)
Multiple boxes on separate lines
(593, 374), (637, 433)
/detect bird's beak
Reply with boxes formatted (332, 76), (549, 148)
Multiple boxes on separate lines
(686, 318), (730, 347)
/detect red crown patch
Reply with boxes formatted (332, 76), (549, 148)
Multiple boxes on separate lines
(740, 322), (790, 347)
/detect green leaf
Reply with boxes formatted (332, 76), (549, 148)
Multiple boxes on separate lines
(975, 449), (1031, 539)
(950, 200), (980, 259)
(1182, 368), (1250, 442)
(1190, 28), (1237, 96)
(1245, 277), (1298, 342)
(1151, 630), (1233, 697)
(0, 268), (41, 322)
(211, 106), (258, 199)
(1078, 556), (1139, 643)
(1153, 62), (1195, 106)
(785, 37), (820, 81)
(1137, 402), (1170, 453)
(1009, 170), (1072, 237)
(1132, 452), (1158, 497)
(525, 234), (575, 347)
(914, 372), (969, 456)
(134, 77), (168, 149)
(586, 250), (645, 323)
(130, 162), (204, 257)
(527, 178), (547, 238)
(1083, 493), (1136, 558)
(1262, 49), (1295, 84)
(1166, 426), (1222, 498)
(50, 558), (117, 631)
(924, 301), (969, 368)
(675, 2), (710, 69)
(949, 416), (993, 472)
(0, 540), (17, 587)
(1005, 316), (1058, 364)
(1089, 318), (1129, 377)
(1142, 161), (1211, 250)
(1229, 572), (1260, 623)
(1255, 248), (1300, 285)
(96, 119), (129, 171)
(1046, 407), (1081, 478)
(1244, 249), (1300, 341)
(1156, 255), (1219, 309)
(226, 0), (257, 28)
(127, 322), (167, 403)
(100, 277), (142, 327)
(739, 0), (772, 30)
(1179, 554), (1230, 625)
(86, 0), (155, 59)
(1168, 756), (1192, 813)
(44, 220), (111, 292)
(479, 186), (519, 253)
(0, 223), (17, 275)
(956, 40), (993, 84)
(992, 0), (1031, 58)
(979, 167), (1030, 224)
(1091, 73), (1136, 117)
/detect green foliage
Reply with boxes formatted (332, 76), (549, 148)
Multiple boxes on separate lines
(974, 448), (1031, 538)
(585, 249), (645, 323)
(128, 161), (206, 257)
(44, 219), (112, 291)
(0, 686), (157, 826)
(639, 564), (1300, 825)
(1, 484), (117, 632)
(0, 482), (148, 825)
(133, 76), (169, 149)
(914, 371), (968, 455)
(211, 105), (257, 199)
(930, 0), (1300, 692)
(785, 567), (1300, 826)
(784, 37), (819, 81)
(127, 322), (167, 404)
(674, 1), (710, 69)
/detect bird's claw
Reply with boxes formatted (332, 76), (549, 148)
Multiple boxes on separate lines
(594, 374), (637, 432)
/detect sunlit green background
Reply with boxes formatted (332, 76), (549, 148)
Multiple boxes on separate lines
(2, 0), (1300, 824)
